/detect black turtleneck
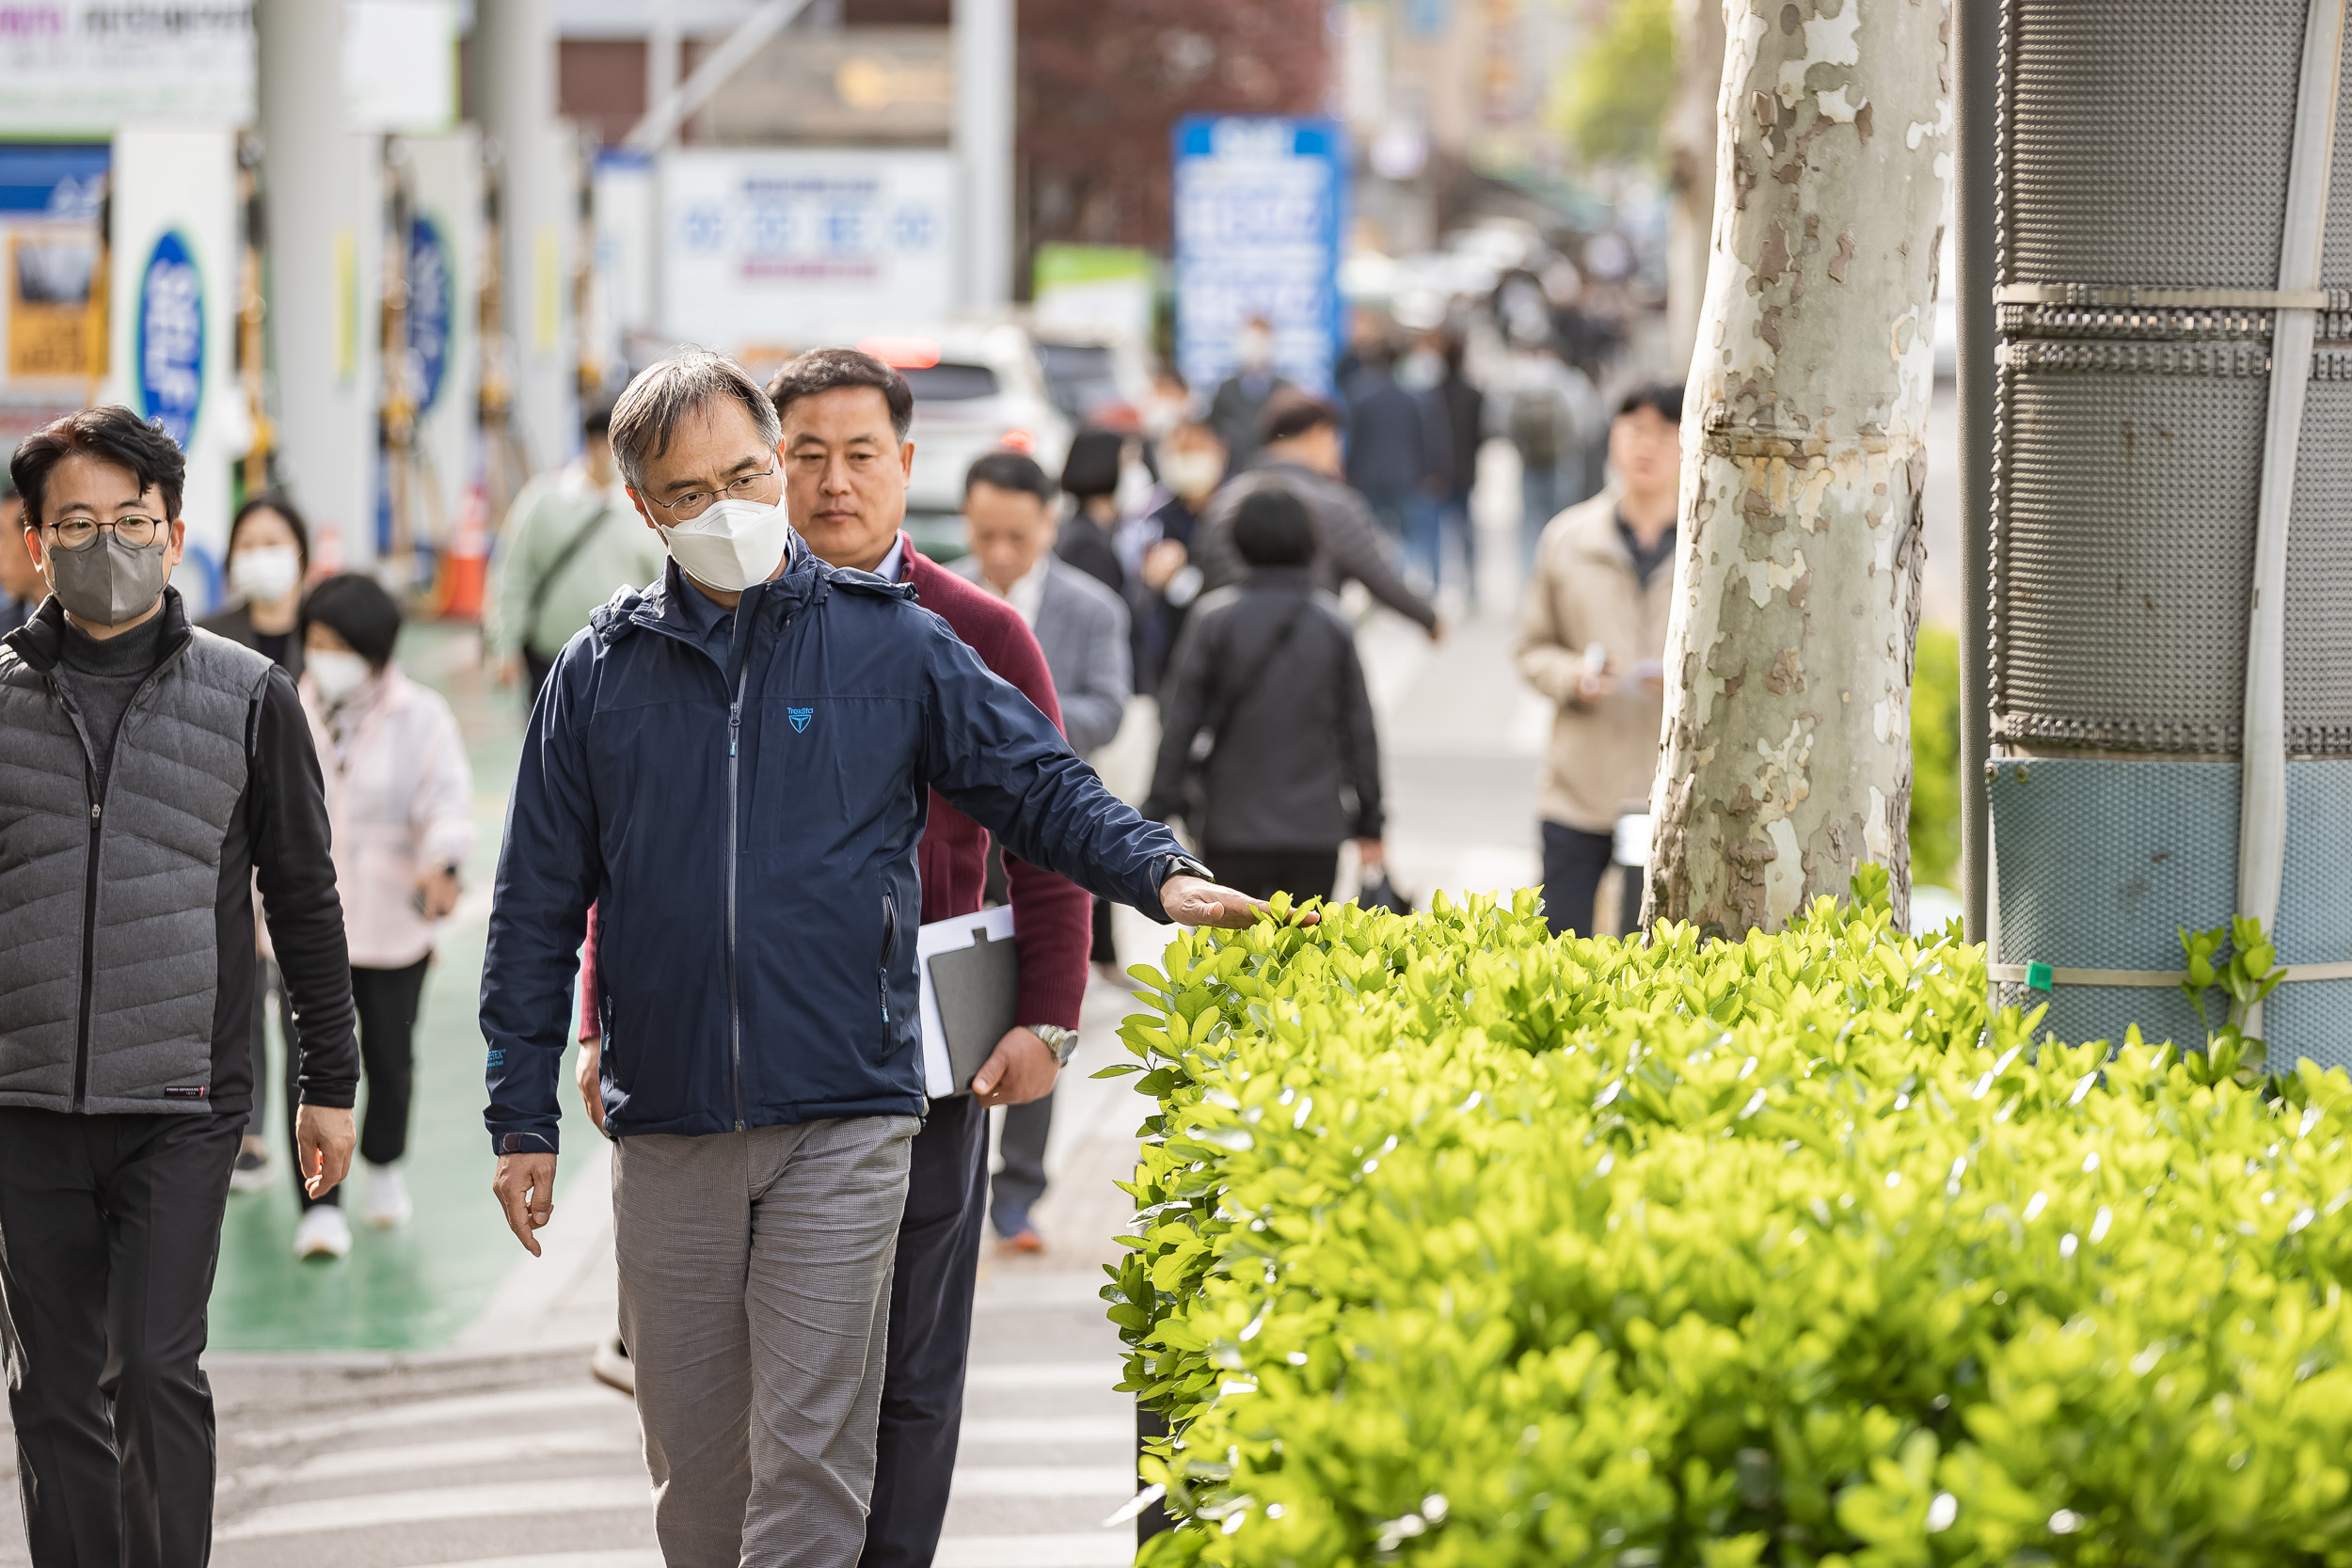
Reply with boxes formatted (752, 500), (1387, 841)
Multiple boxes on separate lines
(56, 605), (167, 801)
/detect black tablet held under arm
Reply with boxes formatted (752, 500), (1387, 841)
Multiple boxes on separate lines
(924, 926), (1021, 1094)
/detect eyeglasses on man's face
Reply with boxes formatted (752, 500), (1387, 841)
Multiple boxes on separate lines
(645, 467), (778, 522)
(45, 515), (167, 551)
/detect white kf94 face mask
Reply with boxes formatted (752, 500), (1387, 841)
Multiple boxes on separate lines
(658, 491), (794, 594)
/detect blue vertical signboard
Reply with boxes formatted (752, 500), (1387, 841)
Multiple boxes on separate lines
(136, 230), (203, 448)
(1172, 116), (1348, 398)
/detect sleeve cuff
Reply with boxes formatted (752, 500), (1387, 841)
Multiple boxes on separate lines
(493, 1130), (560, 1156)
(296, 1085), (358, 1110)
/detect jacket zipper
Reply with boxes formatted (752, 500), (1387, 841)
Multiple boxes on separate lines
(54, 645), (188, 1113)
(726, 663), (748, 1133)
(878, 893), (897, 1037)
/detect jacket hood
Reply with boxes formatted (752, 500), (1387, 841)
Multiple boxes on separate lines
(590, 543), (915, 648)
(3, 585), (192, 673)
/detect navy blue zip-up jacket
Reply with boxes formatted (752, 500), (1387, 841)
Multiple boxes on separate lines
(481, 548), (1184, 1153)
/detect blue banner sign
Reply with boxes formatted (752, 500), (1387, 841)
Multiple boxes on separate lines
(136, 229), (202, 449)
(1172, 116), (1348, 398)
(406, 214), (453, 412)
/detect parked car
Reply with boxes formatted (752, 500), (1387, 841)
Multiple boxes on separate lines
(862, 324), (1072, 561)
(1034, 336), (1153, 428)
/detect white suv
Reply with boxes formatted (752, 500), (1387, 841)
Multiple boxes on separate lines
(862, 323), (1072, 562)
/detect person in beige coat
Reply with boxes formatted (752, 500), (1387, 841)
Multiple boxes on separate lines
(1516, 383), (1682, 937)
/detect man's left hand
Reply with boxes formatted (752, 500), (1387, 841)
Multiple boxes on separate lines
(1160, 873), (1316, 929)
(971, 1027), (1059, 1108)
(295, 1103), (357, 1198)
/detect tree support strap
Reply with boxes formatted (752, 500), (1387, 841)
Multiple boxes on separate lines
(1988, 961), (2352, 990)
(2238, 0), (2348, 1037)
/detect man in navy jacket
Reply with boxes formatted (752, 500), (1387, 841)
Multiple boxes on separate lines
(480, 348), (1266, 1568)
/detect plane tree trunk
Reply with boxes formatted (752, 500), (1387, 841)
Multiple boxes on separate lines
(1645, 0), (1952, 936)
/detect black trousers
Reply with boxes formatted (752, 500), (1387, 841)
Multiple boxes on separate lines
(1201, 845), (1340, 905)
(0, 1107), (242, 1568)
(523, 644), (558, 708)
(294, 957), (428, 1209)
(992, 1092), (1053, 1239)
(1540, 820), (1645, 939)
(860, 1092), (989, 1568)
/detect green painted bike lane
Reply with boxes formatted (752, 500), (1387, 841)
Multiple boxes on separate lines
(208, 623), (594, 1352)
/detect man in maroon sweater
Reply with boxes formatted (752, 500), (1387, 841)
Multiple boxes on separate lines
(576, 347), (1094, 1566)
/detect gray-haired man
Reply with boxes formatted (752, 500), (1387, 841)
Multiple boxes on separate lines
(482, 348), (1287, 1564)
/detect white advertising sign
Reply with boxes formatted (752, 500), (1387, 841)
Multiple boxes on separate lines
(660, 148), (956, 356)
(105, 124), (241, 615)
(0, 1), (458, 134)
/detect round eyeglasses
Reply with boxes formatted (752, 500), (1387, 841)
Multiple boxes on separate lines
(46, 515), (167, 551)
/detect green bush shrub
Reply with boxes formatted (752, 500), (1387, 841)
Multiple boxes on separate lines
(1910, 626), (1961, 894)
(1107, 882), (2352, 1567)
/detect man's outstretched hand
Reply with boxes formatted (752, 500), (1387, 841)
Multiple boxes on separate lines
(1160, 873), (1318, 929)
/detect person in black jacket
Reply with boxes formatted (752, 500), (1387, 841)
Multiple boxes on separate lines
(0, 405), (358, 1565)
(1054, 427), (1127, 596)
(1145, 487), (1386, 903)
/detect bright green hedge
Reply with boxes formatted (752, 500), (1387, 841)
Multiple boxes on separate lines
(1106, 881), (2352, 1567)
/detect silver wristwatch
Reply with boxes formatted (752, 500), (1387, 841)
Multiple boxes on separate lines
(1028, 1024), (1080, 1065)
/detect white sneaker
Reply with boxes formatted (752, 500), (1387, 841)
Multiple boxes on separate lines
(364, 1163), (413, 1228)
(294, 1204), (353, 1260)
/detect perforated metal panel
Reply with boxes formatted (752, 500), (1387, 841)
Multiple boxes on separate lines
(2285, 380), (2352, 750)
(2000, 2), (2300, 289)
(1994, 373), (2261, 750)
(1989, 758), (2352, 1063)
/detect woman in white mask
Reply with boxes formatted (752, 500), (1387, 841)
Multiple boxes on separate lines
(201, 496), (313, 1195)
(283, 574), (475, 1260)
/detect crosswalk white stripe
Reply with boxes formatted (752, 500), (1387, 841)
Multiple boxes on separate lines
(962, 1360), (1124, 1391)
(934, 1534), (1135, 1568)
(225, 1429), (640, 1488)
(949, 1465), (1136, 1497)
(216, 1479), (648, 1540)
(959, 1415), (1132, 1445)
(234, 1386), (630, 1449)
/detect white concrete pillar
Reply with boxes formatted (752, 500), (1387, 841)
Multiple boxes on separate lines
(477, 0), (574, 474)
(257, 0), (379, 568)
(953, 0), (1015, 311)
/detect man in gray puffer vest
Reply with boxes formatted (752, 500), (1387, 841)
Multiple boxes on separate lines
(0, 405), (360, 1567)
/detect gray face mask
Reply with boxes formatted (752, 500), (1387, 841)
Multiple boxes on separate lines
(45, 531), (171, 626)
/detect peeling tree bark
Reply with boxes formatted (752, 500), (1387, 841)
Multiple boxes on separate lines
(1645, 0), (1950, 938)
(1666, 0), (1728, 372)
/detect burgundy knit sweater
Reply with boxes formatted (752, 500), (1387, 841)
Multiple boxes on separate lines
(579, 536), (1092, 1037)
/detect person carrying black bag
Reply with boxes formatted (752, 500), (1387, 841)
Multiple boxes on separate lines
(485, 404), (666, 704)
(1145, 488), (1386, 903)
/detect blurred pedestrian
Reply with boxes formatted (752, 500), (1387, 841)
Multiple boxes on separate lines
(1428, 331), (1486, 600)
(1497, 343), (1604, 565)
(1146, 488), (1385, 905)
(0, 407), (357, 1564)
(1516, 383), (1683, 938)
(1055, 427), (1127, 596)
(0, 476), (38, 632)
(485, 402), (664, 705)
(1128, 418), (1226, 693)
(1205, 314), (1292, 467)
(1195, 393), (1440, 639)
(202, 494), (313, 1193)
(1342, 342), (1452, 586)
(482, 348), (1263, 1567)
(288, 573), (473, 1259)
(957, 449), (1132, 1256)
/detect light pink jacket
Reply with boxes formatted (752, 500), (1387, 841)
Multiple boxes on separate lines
(299, 666), (475, 970)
